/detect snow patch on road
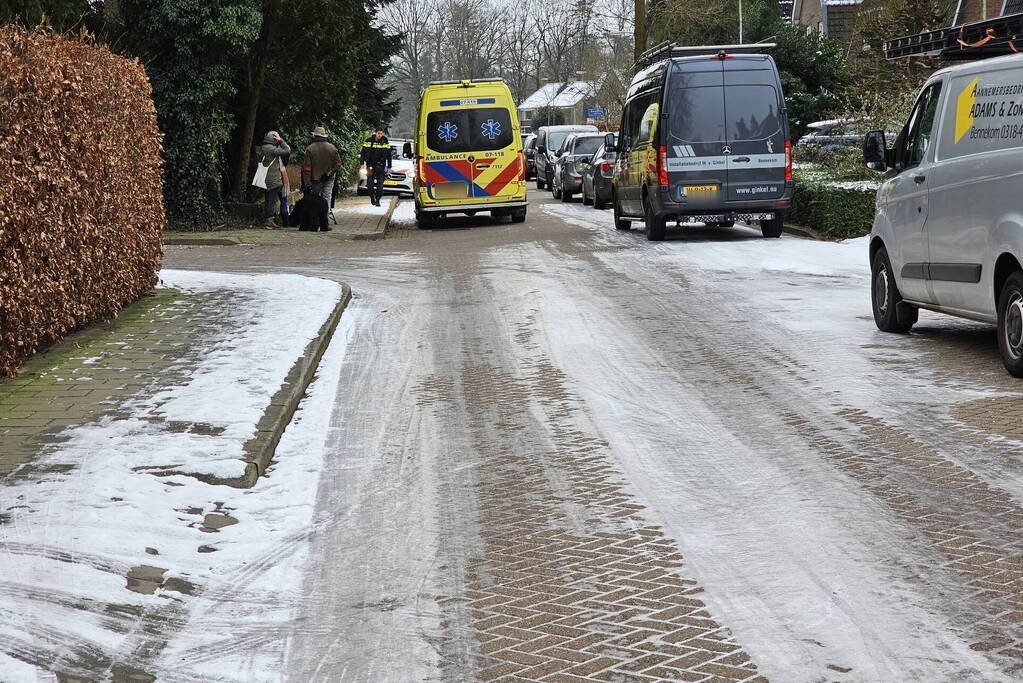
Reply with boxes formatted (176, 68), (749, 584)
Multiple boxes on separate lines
(0, 270), (346, 680)
(542, 201), (871, 278)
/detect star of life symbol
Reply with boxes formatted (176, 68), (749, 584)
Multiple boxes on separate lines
(481, 119), (501, 140)
(766, 140), (774, 153)
(438, 121), (459, 142)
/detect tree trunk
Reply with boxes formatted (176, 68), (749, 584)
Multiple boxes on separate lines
(232, 4), (277, 200)
(634, 0), (646, 63)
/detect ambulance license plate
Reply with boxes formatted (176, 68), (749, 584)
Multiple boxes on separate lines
(681, 185), (717, 199)
(433, 181), (469, 199)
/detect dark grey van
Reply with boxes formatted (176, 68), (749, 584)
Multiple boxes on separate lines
(608, 46), (793, 241)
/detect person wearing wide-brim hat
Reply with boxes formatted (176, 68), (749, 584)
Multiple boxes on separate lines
(302, 126), (343, 223)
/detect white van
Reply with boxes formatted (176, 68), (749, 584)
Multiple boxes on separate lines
(864, 54), (1023, 376)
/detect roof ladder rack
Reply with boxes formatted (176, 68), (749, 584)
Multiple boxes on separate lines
(884, 11), (1023, 60)
(635, 41), (775, 68)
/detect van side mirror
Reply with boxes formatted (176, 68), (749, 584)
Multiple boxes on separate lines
(402, 142), (413, 159)
(604, 132), (616, 152)
(863, 130), (887, 172)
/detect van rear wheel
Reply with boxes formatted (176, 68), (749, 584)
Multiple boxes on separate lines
(510, 206), (527, 223)
(871, 246), (917, 333)
(760, 213), (784, 238)
(997, 270), (1023, 377)
(645, 197), (666, 241)
(613, 195), (630, 230)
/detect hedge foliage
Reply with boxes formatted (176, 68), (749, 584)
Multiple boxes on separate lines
(0, 27), (164, 376)
(789, 180), (877, 240)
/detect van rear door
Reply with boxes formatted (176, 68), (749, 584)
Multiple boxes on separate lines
(664, 62), (727, 210)
(722, 62), (787, 201)
(424, 105), (519, 201)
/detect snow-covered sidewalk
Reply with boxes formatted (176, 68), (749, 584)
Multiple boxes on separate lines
(0, 270), (350, 680)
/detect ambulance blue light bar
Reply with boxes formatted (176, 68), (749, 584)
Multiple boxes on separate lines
(439, 98), (497, 107)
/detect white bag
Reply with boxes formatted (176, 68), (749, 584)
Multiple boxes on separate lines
(251, 156), (272, 189)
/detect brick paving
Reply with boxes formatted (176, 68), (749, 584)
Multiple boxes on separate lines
(0, 289), (240, 480)
(417, 343), (764, 680)
(157, 194), (1023, 679)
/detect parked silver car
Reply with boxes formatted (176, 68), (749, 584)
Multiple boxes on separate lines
(534, 124), (598, 190)
(864, 53), (1023, 376)
(798, 118), (863, 150)
(551, 133), (605, 201)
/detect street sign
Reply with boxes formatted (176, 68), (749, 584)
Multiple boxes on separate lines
(586, 108), (606, 118)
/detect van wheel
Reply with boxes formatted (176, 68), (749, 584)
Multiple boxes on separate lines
(594, 190), (607, 210)
(415, 209), (435, 228)
(997, 271), (1023, 377)
(760, 214), (784, 238)
(561, 176), (573, 202)
(552, 179), (562, 200)
(613, 195), (630, 230)
(871, 246), (917, 333)
(645, 197), (666, 242)
(511, 207), (527, 223)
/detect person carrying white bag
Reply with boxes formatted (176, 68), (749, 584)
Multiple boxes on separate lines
(252, 131), (291, 229)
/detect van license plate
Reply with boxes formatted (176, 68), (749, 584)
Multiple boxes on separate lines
(433, 182), (469, 199)
(681, 185), (717, 199)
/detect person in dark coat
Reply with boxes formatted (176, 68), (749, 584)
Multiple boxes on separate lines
(359, 128), (391, 206)
(301, 126), (343, 212)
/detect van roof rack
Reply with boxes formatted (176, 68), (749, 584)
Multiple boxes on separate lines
(885, 11), (1023, 60)
(635, 41), (775, 68)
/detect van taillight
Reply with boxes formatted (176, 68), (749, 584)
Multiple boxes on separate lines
(517, 151), (526, 180)
(417, 156), (426, 184)
(658, 145), (669, 186)
(784, 141), (792, 182)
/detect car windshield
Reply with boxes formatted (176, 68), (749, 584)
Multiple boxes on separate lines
(573, 136), (602, 156)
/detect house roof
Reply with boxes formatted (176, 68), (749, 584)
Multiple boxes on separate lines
(518, 83), (563, 110)
(518, 81), (596, 110)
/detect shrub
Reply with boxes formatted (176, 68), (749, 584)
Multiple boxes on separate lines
(0, 27), (164, 377)
(789, 179), (877, 239)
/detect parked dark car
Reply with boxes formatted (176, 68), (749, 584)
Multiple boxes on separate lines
(523, 133), (537, 180)
(551, 133), (605, 201)
(579, 137), (617, 209)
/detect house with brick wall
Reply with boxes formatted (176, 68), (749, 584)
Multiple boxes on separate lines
(791, 0), (865, 46)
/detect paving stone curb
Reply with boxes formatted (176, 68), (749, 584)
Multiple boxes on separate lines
(214, 283), (353, 488)
(162, 236), (243, 246)
(352, 194), (398, 241)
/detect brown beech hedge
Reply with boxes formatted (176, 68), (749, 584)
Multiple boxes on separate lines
(0, 27), (164, 377)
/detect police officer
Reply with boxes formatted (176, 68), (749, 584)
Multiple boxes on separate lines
(360, 127), (391, 206)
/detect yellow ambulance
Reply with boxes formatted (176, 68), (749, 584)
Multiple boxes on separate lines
(414, 79), (528, 226)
